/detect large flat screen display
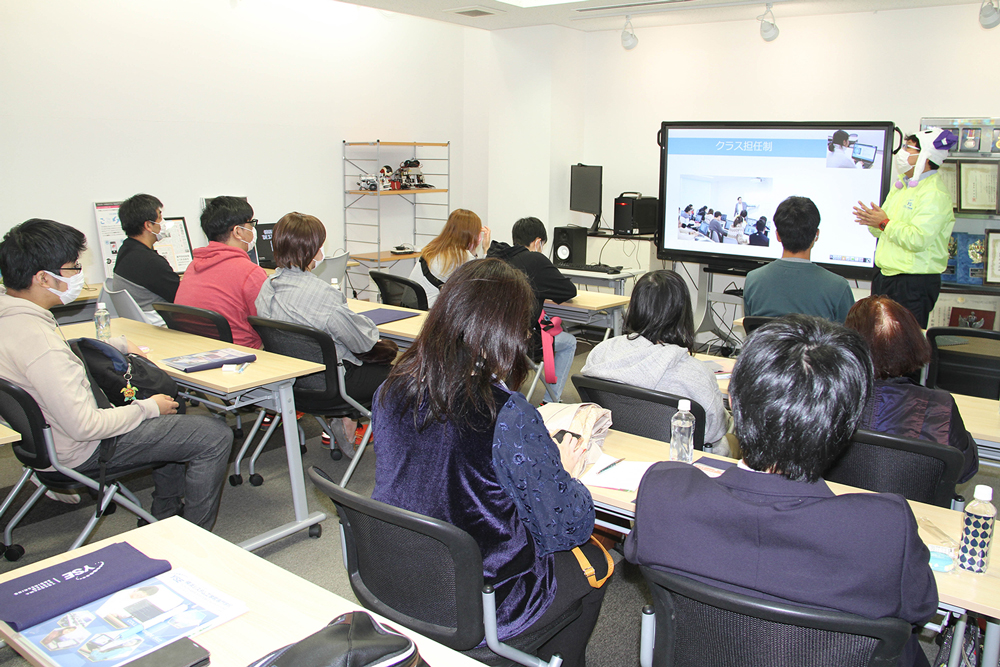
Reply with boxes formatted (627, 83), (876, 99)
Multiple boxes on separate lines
(656, 121), (895, 278)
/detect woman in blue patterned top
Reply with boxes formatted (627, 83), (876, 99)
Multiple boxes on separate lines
(372, 258), (608, 667)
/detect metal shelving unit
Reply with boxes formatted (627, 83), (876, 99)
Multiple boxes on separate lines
(343, 142), (450, 297)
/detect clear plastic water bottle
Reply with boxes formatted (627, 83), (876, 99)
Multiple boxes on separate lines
(94, 302), (111, 342)
(959, 484), (996, 573)
(331, 278), (341, 292)
(670, 399), (695, 464)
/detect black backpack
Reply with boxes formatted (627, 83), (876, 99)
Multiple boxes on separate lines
(69, 338), (178, 407)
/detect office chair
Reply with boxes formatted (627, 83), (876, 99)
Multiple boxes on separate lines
(247, 317), (374, 488)
(638, 566), (912, 667)
(572, 375), (707, 451)
(926, 327), (1000, 400)
(311, 251), (351, 288)
(98, 283), (150, 324)
(369, 270), (429, 311)
(742, 316), (776, 336)
(151, 302), (246, 436)
(823, 428), (964, 508)
(0, 378), (159, 562)
(307, 467), (581, 667)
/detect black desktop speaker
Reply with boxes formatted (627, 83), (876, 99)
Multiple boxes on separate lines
(552, 226), (587, 267)
(614, 194), (658, 235)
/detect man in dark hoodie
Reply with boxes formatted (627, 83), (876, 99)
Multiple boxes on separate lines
(487, 217), (577, 403)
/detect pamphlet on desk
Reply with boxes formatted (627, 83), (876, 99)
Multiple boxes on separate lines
(0, 543), (246, 667)
(161, 348), (257, 373)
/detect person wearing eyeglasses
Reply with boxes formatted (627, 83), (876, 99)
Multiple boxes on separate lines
(0, 219), (233, 530)
(113, 193), (178, 325)
(175, 196), (268, 348)
(853, 127), (958, 328)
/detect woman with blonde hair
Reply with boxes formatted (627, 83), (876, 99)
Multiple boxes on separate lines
(408, 208), (489, 307)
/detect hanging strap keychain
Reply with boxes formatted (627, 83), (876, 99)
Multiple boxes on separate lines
(120, 358), (137, 402)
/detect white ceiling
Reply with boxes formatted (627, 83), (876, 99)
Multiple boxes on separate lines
(336, 0), (981, 31)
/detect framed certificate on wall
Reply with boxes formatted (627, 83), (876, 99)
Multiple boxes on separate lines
(958, 161), (999, 214)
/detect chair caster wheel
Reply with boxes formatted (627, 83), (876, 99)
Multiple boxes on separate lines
(234, 427), (244, 439)
(300, 445), (307, 455)
(137, 518), (149, 528)
(309, 524), (322, 538)
(330, 448), (343, 461)
(249, 474), (264, 487)
(5, 544), (25, 562)
(229, 474), (243, 486)
(104, 502), (117, 516)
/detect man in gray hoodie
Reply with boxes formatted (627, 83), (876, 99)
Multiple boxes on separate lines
(0, 219), (232, 530)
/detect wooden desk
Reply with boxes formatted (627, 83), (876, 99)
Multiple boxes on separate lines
(349, 250), (421, 263)
(593, 429), (1000, 667)
(0, 517), (483, 667)
(347, 299), (427, 349)
(559, 268), (640, 296)
(0, 423), (20, 445)
(60, 319), (326, 551)
(544, 292), (631, 337)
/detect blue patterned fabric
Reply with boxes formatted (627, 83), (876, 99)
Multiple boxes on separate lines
(372, 384), (593, 640)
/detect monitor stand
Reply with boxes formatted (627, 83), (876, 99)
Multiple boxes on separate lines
(691, 264), (742, 348)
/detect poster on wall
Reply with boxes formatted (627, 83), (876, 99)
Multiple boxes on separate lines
(94, 204), (194, 279)
(94, 202), (126, 280)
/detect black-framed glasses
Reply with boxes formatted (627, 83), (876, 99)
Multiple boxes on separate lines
(55, 264), (83, 276)
(247, 218), (258, 226)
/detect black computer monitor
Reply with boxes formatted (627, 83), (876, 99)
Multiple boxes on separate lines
(570, 164), (603, 232)
(254, 222), (277, 269)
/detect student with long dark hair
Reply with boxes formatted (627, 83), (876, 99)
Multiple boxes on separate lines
(372, 258), (608, 667)
(582, 269), (731, 453)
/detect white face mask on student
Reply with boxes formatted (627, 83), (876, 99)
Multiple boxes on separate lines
(310, 247), (325, 270)
(237, 224), (257, 250)
(43, 270), (86, 304)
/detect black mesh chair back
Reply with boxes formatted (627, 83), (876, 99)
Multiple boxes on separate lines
(743, 316), (777, 335)
(640, 567), (911, 667)
(369, 271), (429, 311)
(152, 302), (234, 343)
(308, 466), (485, 649)
(572, 375), (707, 450)
(926, 327), (1000, 399)
(0, 379), (53, 471)
(247, 317), (355, 415)
(823, 428), (964, 508)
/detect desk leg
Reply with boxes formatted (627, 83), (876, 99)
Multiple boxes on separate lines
(613, 307), (623, 337)
(238, 380), (325, 551)
(948, 614), (967, 667)
(984, 618), (999, 667)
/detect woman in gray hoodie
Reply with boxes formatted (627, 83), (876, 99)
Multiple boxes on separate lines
(581, 270), (731, 454)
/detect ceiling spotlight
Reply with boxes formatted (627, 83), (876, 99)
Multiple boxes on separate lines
(758, 3), (779, 42)
(621, 15), (638, 50)
(981, 0), (1000, 29)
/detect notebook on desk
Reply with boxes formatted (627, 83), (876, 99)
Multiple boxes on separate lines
(362, 309), (421, 326)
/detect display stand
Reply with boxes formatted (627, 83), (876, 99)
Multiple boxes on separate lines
(689, 264), (744, 348)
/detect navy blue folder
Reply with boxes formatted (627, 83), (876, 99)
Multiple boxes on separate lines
(362, 308), (421, 326)
(0, 542), (170, 631)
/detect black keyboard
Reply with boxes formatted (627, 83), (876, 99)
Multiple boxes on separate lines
(557, 263), (624, 275)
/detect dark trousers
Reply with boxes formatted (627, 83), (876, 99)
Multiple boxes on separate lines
(531, 542), (610, 667)
(871, 269), (941, 329)
(343, 361), (392, 405)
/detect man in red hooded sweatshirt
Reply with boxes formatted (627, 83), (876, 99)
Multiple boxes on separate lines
(176, 196), (267, 348)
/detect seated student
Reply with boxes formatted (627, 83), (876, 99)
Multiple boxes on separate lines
(407, 208), (489, 307)
(846, 295), (978, 482)
(743, 197), (854, 323)
(175, 196), (267, 348)
(0, 219), (233, 529)
(373, 259), (607, 667)
(625, 315), (937, 667)
(113, 193), (179, 324)
(255, 212), (394, 456)
(582, 270), (731, 455)
(707, 211), (726, 243)
(487, 217), (578, 403)
(827, 129), (858, 169)
(747, 216), (770, 246)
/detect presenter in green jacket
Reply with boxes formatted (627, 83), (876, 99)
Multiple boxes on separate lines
(853, 127), (958, 328)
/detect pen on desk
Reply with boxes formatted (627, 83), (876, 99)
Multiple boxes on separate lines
(596, 457), (625, 475)
(236, 362), (249, 374)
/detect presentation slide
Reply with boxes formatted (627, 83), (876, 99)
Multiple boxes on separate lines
(658, 123), (893, 275)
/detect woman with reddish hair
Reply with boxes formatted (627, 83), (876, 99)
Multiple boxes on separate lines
(408, 208), (489, 307)
(845, 295), (978, 482)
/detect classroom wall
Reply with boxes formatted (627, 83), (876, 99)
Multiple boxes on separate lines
(0, 0), (479, 285)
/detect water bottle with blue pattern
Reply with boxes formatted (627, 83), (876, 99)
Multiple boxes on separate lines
(958, 484), (995, 573)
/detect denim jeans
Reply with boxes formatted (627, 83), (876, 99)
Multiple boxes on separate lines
(76, 414), (233, 530)
(544, 331), (578, 403)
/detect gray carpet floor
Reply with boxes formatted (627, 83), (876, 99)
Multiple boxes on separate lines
(0, 341), (995, 665)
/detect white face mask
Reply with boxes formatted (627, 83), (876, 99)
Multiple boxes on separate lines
(43, 270), (86, 304)
(310, 247), (325, 270)
(237, 224), (257, 250)
(151, 220), (171, 243)
(895, 150), (917, 176)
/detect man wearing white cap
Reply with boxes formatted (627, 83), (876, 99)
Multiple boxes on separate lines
(853, 127), (958, 328)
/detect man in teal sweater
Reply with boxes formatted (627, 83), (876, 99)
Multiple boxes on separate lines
(743, 196), (854, 323)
